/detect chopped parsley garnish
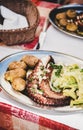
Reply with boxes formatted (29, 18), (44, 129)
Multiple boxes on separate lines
(40, 65), (44, 70)
(80, 69), (83, 72)
(50, 62), (63, 76)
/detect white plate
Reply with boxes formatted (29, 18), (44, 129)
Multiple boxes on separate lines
(0, 50), (83, 114)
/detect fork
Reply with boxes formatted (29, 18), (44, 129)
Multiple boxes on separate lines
(36, 18), (49, 49)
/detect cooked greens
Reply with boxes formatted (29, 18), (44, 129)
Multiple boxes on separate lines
(50, 63), (83, 107)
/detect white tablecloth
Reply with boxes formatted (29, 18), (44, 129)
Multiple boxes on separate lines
(42, 25), (83, 60)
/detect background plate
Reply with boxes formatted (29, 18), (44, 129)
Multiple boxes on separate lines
(0, 50), (83, 114)
(49, 4), (83, 39)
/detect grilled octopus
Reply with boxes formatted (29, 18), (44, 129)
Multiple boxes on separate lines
(26, 56), (70, 106)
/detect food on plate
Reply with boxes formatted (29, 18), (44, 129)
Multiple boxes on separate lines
(4, 54), (39, 91)
(12, 77), (26, 91)
(49, 63), (83, 107)
(66, 23), (78, 32)
(8, 61), (27, 70)
(59, 18), (67, 27)
(76, 13), (83, 33)
(27, 55), (70, 106)
(66, 9), (77, 18)
(21, 55), (39, 67)
(55, 9), (83, 35)
(77, 30), (83, 36)
(4, 68), (26, 82)
(4, 54), (83, 107)
(56, 12), (66, 20)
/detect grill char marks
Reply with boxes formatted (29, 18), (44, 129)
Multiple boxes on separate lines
(27, 56), (70, 106)
(27, 90), (70, 106)
(40, 79), (66, 99)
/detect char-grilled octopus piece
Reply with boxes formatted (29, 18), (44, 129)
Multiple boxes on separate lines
(26, 56), (70, 106)
(39, 79), (70, 106)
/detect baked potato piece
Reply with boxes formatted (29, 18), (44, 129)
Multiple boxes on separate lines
(4, 68), (26, 82)
(56, 12), (66, 20)
(66, 23), (78, 32)
(66, 9), (77, 18)
(21, 55), (39, 67)
(8, 61), (27, 70)
(59, 18), (67, 27)
(12, 77), (26, 91)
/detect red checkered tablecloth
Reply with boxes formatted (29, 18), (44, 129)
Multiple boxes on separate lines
(0, 102), (76, 130)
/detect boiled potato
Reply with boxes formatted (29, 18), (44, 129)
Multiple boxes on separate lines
(8, 61), (27, 70)
(56, 12), (66, 20)
(59, 18), (67, 27)
(66, 9), (77, 18)
(21, 55), (39, 67)
(66, 23), (78, 32)
(4, 68), (26, 82)
(12, 77), (26, 91)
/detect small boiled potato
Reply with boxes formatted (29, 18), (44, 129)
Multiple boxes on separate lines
(8, 61), (27, 70)
(21, 55), (39, 67)
(66, 23), (78, 32)
(59, 18), (67, 27)
(12, 77), (26, 91)
(56, 12), (66, 20)
(4, 68), (26, 82)
(66, 9), (77, 18)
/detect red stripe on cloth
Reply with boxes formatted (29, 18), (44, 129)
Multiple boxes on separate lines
(39, 116), (77, 130)
(36, 1), (60, 9)
(0, 102), (39, 124)
(0, 105), (13, 130)
(39, 17), (46, 27)
(0, 102), (12, 114)
(0, 112), (13, 130)
(0, 103), (76, 130)
(21, 37), (39, 49)
(11, 106), (39, 124)
(0, 127), (6, 130)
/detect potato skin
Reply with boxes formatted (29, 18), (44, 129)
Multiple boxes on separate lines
(66, 23), (78, 32)
(66, 9), (76, 18)
(4, 68), (26, 82)
(8, 61), (27, 70)
(12, 77), (26, 91)
(4, 54), (39, 92)
(59, 18), (67, 27)
(56, 12), (66, 20)
(21, 55), (39, 67)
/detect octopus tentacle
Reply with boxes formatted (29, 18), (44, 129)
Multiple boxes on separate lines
(26, 56), (70, 106)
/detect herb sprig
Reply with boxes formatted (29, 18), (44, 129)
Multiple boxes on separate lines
(50, 62), (63, 77)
